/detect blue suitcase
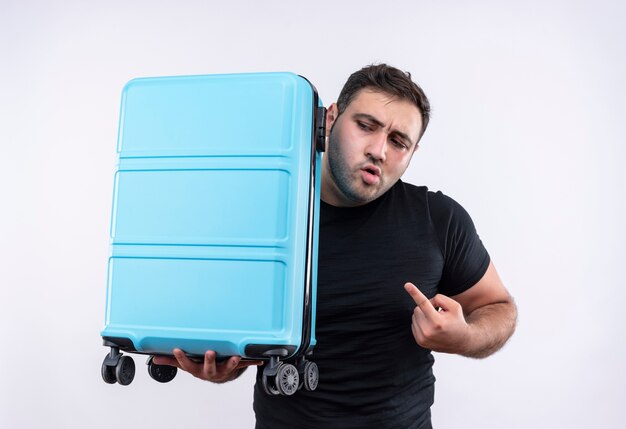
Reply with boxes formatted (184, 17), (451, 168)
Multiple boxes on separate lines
(100, 72), (326, 396)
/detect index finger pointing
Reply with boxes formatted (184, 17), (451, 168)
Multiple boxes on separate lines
(404, 283), (438, 315)
(404, 282), (427, 305)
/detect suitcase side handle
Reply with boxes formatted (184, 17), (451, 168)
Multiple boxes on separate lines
(315, 106), (327, 152)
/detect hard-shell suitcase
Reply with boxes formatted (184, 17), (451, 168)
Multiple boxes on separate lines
(100, 72), (326, 396)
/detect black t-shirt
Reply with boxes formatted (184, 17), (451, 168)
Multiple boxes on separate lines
(254, 180), (490, 429)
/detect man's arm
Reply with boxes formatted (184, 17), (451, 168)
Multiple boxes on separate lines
(405, 261), (517, 358)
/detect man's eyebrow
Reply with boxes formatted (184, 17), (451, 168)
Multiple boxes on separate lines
(353, 113), (415, 147)
(353, 113), (385, 128)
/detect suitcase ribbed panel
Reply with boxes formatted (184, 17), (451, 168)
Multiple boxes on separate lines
(102, 73), (319, 358)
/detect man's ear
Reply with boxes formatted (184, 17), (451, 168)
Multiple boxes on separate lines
(325, 103), (339, 137)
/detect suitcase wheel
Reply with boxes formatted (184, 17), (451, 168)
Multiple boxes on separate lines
(101, 350), (135, 386)
(261, 355), (310, 396)
(303, 361), (319, 391)
(147, 355), (178, 383)
(275, 363), (299, 396)
(261, 372), (280, 396)
(115, 355), (136, 386)
(101, 360), (117, 384)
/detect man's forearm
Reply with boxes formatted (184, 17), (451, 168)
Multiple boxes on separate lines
(461, 300), (517, 359)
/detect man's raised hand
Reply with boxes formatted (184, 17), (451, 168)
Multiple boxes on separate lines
(404, 282), (472, 355)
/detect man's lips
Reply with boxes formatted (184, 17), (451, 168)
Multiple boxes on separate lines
(360, 164), (381, 185)
(361, 164), (381, 176)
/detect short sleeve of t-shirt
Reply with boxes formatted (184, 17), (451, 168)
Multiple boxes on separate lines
(427, 191), (490, 296)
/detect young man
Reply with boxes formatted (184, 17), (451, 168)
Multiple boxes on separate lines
(155, 64), (517, 428)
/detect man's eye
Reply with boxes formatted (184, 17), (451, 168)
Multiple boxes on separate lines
(392, 139), (407, 149)
(357, 121), (371, 131)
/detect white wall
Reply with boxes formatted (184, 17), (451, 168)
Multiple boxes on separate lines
(1, 0), (624, 427)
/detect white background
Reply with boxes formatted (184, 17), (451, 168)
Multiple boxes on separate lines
(1, 0), (624, 427)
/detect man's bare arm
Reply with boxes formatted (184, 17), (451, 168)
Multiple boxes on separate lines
(405, 261), (517, 358)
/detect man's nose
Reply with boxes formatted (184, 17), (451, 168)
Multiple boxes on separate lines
(365, 132), (387, 162)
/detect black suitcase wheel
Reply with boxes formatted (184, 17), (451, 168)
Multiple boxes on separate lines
(101, 358), (117, 384)
(262, 372), (280, 396)
(147, 356), (177, 383)
(115, 355), (135, 386)
(276, 363), (299, 396)
(303, 361), (319, 391)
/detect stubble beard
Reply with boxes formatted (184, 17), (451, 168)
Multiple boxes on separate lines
(327, 126), (384, 206)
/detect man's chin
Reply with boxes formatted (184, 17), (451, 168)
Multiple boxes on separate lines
(347, 186), (385, 205)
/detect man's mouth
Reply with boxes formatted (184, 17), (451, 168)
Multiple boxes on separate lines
(360, 165), (381, 185)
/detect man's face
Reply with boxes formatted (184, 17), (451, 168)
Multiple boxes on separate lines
(322, 89), (424, 207)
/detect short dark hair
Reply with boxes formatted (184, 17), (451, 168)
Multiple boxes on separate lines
(336, 64), (431, 141)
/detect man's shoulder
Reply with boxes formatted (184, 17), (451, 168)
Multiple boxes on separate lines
(394, 180), (457, 211)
